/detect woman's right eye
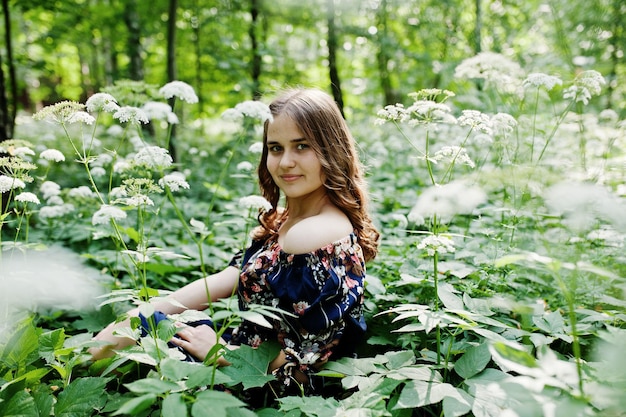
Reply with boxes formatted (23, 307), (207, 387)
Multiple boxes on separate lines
(268, 145), (282, 152)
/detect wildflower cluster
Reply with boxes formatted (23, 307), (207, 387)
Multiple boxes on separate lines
(222, 100), (273, 123)
(417, 234), (456, 256)
(563, 70), (606, 105)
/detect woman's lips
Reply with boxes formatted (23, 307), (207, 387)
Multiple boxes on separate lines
(280, 175), (301, 182)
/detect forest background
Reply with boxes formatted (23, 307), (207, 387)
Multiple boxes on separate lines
(0, 0), (625, 416)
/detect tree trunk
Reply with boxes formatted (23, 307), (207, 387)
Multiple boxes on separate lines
(375, 0), (398, 106)
(166, 0), (178, 162)
(249, 0), (262, 100)
(192, 0), (204, 113)
(2, 0), (16, 138)
(326, 0), (344, 117)
(124, 0), (143, 80)
(473, 0), (482, 54)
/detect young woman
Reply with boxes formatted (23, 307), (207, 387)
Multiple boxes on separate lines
(91, 88), (380, 397)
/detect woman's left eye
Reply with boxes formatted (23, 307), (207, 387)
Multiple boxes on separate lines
(296, 143), (309, 150)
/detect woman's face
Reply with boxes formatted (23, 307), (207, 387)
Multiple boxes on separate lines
(265, 114), (324, 201)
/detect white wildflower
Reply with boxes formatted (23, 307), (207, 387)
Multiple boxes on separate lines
(40, 181), (61, 200)
(158, 172), (190, 192)
(237, 161), (254, 172)
(40, 149), (66, 162)
(233, 100), (272, 122)
(39, 203), (75, 220)
(430, 146), (476, 168)
(248, 142), (264, 154)
(133, 146), (173, 169)
(142, 101), (179, 124)
(522, 73), (563, 91)
(598, 109), (618, 123)
(221, 108), (243, 122)
(376, 103), (408, 123)
(417, 234), (456, 256)
(491, 113), (518, 136)
(113, 106), (149, 124)
(0, 175), (26, 193)
(46, 196), (64, 206)
(67, 111), (96, 125)
(15, 192), (40, 204)
(409, 180), (487, 223)
(32, 101), (85, 124)
(113, 160), (132, 173)
(454, 52), (523, 91)
(92, 204), (127, 225)
(12, 147), (35, 158)
(458, 110), (493, 135)
(563, 70), (605, 105)
(90, 153), (114, 167)
(159, 81), (199, 104)
(68, 186), (97, 199)
(119, 195), (155, 207)
(90, 166), (107, 178)
(86, 93), (119, 113)
(109, 186), (127, 199)
(239, 195), (272, 212)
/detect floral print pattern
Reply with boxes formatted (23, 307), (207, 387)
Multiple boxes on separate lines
(228, 233), (367, 396)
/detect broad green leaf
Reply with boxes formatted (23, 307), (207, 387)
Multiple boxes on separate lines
(489, 342), (538, 376)
(112, 393), (157, 416)
(387, 365), (442, 383)
(393, 380), (462, 410)
(55, 377), (109, 416)
(222, 343), (280, 389)
(0, 389), (38, 417)
(39, 328), (66, 363)
(124, 377), (181, 394)
(438, 284), (464, 310)
(0, 320), (40, 369)
(162, 393), (187, 417)
(190, 390), (247, 417)
(533, 311), (565, 334)
(279, 395), (340, 417)
(454, 343), (491, 379)
(384, 350), (415, 370)
(442, 388), (473, 417)
(157, 318), (178, 341)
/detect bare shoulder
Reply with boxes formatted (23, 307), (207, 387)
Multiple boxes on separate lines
(280, 207), (353, 254)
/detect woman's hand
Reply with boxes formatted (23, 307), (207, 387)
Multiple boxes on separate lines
(170, 324), (225, 362)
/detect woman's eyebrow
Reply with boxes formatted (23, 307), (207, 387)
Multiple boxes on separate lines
(267, 138), (306, 145)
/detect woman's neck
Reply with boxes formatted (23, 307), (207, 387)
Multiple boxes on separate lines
(285, 189), (330, 221)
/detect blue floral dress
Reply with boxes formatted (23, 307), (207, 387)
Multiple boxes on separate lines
(228, 232), (367, 396)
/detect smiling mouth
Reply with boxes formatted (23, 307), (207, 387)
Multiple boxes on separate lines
(280, 175), (301, 182)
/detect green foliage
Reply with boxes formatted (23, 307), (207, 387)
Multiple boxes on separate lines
(1, 53), (625, 417)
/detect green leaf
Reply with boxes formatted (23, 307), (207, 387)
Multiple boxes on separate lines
(393, 380), (467, 410)
(191, 390), (247, 417)
(279, 395), (340, 417)
(533, 311), (565, 334)
(112, 393), (157, 416)
(222, 343), (280, 390)
(162, 393), (187, 417)
(39, 328), (66, 363)
(489, 342), (538, 376)
(55, 377), (109, 416)
(0, 389), (38, 417)
(124, 377), (181, 394)
(454, 342), (491, 379)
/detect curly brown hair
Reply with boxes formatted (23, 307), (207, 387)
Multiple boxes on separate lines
(253, 88), (379, 262)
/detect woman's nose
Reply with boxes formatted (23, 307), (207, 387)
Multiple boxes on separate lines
(279, 150), (296, 168)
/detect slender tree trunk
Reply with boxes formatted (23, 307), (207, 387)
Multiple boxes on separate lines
(473, 0), (482, 54)
(2, 0), (16, 138)
(192, 0), (204, 113)
(124, 0), (143, 80)
(606, 0), (622, 109)
(375, 0), (398, 106)
(326, 0), (344, 117)
(166, 0), (178, 162)
(249, 0), (262, 100)
(0, 51), (8, 143)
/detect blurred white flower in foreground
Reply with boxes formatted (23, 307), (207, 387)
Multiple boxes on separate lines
(409, 180), (487, 223)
